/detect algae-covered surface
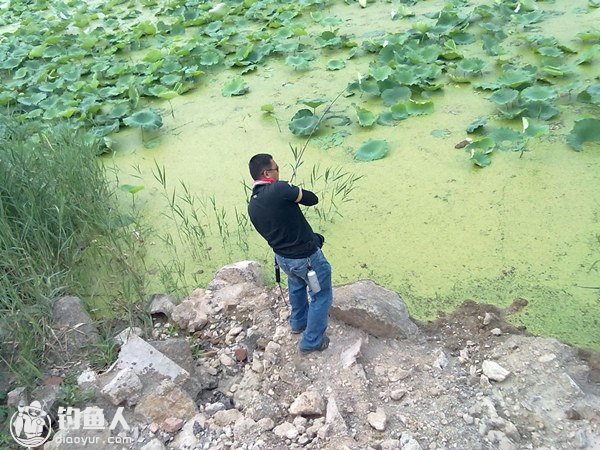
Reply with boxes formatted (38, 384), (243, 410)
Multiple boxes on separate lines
(109, 0), (600, 349)
(2, 0), (599, 347)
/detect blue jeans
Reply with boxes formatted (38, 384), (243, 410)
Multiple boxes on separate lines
(275, 248), (332, 350)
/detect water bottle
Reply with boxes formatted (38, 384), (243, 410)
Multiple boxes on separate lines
(307, 269), (321, 293)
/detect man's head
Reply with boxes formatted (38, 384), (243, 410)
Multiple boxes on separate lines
(249, 153), (279, 181)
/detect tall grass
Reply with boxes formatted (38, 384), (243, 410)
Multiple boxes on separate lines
(0, 116), (145, 385)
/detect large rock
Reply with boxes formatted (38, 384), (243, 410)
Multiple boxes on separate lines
(100, 368), (143, 406)
(208, 261), (262, 290)
(289, 390), (326, 417)
(149, 338), (202, 397)
(115, 335), (189, 384)
(147, 293), (177, 318)
(332, 280), (418, 338)
(134, 379), (198, 424)
(52, 295), (100, 355)
(171, 289), (215, 332)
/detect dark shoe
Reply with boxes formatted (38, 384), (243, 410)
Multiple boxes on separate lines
(291, 327), (305, 335)
(299, 336), (330, 355)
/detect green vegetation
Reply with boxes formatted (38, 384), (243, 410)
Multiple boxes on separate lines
(0, 0), (598, 165)
(0, 116), (139, 385)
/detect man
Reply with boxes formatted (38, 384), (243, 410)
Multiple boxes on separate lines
(247, 153), (332, 354)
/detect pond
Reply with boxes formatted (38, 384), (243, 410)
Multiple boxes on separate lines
(1, 0), (598, 348)
(106, 0), (600, 349)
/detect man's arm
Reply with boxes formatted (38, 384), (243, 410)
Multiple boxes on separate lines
(297, 188), (318, 206)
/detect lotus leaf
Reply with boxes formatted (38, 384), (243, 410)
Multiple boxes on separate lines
(276, 42), (299, 54)
(289, 109), (319, 136)
(490, 88), (519, 105)
(498, 69), (535, 88)
(358, 79), (380, 96)
(381, 87), (411, 107)
(369, 65), (393, 82)
(473, 81), (501, 91)
(222, 76), (249, 97)
(406, 99), (434, 116)
(577, 84), (600, 106)
(470, 149), (492, 167)
(326, 59), (345, 70)
(523, 101), (559, 120)
(489, 127), (523, 150)
(457, 58), (485, 74)
(161, 74), (182, 86)
(355, 106), (377, 127)
(537, 46), (563, 58)
(144, 48), (163, 63)
(466, 137), (495, 152)
(17, 92), (46, 106)
(522, 117), (549, 139)
(285, 55), (309, 71)
(482, 35), (504, 56)
(566, 118), (600, 151)
(108, 102), (130, 119)
(91, 121), (120, 137)
(521, 86), (558, 102)
(354, 139), (389, 161)
(574, 44), (600, 64)
(123, 109), (163, 130)
(390, 103), (409, 120)
(200, 49), (222, 66)
(576, 30), (600, 42)
(466, 117), (487, 133)
(377, 111), (396, 126)
(321, 16), (342, 27)
(120, 184), (144, 195)
(298, 98), (329, 110)
(452, 32), (476, 45)
(1, 57), (22, 70)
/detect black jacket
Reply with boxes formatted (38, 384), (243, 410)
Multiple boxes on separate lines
(248, 181), (320, 258)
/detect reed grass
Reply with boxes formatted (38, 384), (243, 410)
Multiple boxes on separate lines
(0, 116), (147, 385)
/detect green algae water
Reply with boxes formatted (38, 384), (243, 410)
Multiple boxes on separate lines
(100, 0), (599, 350)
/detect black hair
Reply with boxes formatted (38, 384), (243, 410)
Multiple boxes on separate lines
(249, 153), (273, 180)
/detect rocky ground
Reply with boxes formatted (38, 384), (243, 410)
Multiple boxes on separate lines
(4, 261), (600, 450)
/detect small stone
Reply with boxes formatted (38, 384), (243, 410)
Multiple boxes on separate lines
(483, 312), (494, 325)
(212, 409), (243, 427)
(101, 368), (143, 406)
(490, 328), (502, 336)
(141, 438), (167, 450)
(220, 353), (236, 367)
(114, 326), (144, 345)
(258, 417), (275, 431)
(565, 408), (582, 420)
(234, 347), (248, 362)
(390, 389), (406, 401)
(161, 417), (184, 433)
(76, 369), (97, 387)
(482, 360), (510, 382)
(6, 387), (27, 407)
(289, 390), (326, 417)
(367, 407), (387, 431)
(205, 402), (226, 417)
(340, 339), (362, 368)
(463, 414), (474, 425)
(273, 422), (299, 440)
(538, 353), (556, 363)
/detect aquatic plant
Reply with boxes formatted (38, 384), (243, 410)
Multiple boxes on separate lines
(354, 139), (389, 161)
(222, 76), (249, 97)
(567, 118), (600, 151)
(289, 109), (320, 137)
